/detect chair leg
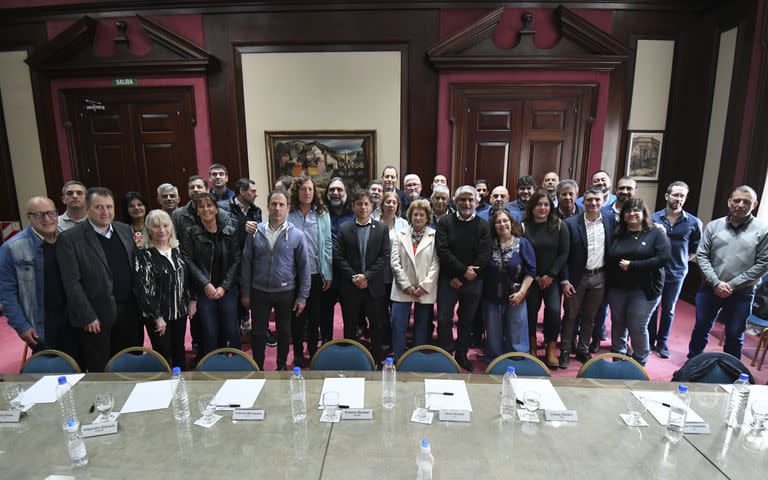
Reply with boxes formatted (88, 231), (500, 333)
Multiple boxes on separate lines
(757, 333), (768, 371)
(19, 343), (29, 373)
(753, 333), (763, 367)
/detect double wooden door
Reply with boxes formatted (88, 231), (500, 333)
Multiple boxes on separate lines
(62, 87), (197, 210)
(450, 83), (597, 194)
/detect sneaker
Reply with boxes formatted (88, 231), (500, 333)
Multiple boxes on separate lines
(657, 344), (670, 359)
(558, 352), (570, 369)
(266, 330), (277, 347)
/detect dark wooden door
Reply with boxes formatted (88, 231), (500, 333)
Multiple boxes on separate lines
(62, 87), (197, 210)
(451, 83), (596, 196)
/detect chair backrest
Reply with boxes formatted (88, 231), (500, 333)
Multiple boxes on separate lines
(105, 347), (171, 373)
(310, 339), (376, 371)
(671, 352), (755, 384)
(21, 349), (81, 374)
(485, 353), (552, 376)
(396, 346), (461, 373)
(196, 348), (260, 372)
(577, 353), (649, 381)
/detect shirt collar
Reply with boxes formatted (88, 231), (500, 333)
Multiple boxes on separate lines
(267, 220), (287, 234)
(30, 226), (57, 244)
(88, 219), (113, 237)
(235, 196), (250, 212)
(355, 217), (372, 227)
(727, 214), (754, 232)
(584, 213), (602, 224)
(455, 210), (476, 222)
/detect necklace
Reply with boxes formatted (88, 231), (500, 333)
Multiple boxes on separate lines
(629, 230), (641, 240)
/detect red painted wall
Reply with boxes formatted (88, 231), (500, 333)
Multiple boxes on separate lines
(436, 8), (613, 185)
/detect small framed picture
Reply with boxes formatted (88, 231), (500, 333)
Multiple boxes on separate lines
(626, 131), (663, 181)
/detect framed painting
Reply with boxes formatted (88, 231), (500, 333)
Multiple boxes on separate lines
(265, 130), (376, 194)
(626, 131), (663, 181)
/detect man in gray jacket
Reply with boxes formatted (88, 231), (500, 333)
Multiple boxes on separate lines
(240, 189), (310, 370)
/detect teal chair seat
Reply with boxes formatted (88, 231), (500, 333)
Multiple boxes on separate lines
(105, 347), (171, 373)
(396, 346), (460, 374)
(310, 340), (376, 371)
(196, 348), (260, 372)
(577, 354), (648, 381)
(21, 350), (80, 374)
(485, 353), (551, 377)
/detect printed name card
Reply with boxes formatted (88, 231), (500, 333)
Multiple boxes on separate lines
(81, 421), (119, 438)
(517, 409), (540, 423)
(438, 410), (471, 422)
(232, 409), (265, 421)
(683, 423), (711, 434)
(544, 410), (578, 422)
(0, 411), (21, 423)
(341, 408), (373, 420)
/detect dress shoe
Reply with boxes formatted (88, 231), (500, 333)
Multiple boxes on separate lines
(657, 344), (670, 359)
(558, 351), (570, 369)
(294, 356), (306, 369)
(588, 339), (600, 353)
(265, 330), (278, 347)
(455, 353), (473, 372)
(276, 364), (287, 371)
(575, 351), (592, 364)
(545, 341), (559, 369)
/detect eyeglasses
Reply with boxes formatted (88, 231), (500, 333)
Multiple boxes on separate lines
(28, 210), (58, 219)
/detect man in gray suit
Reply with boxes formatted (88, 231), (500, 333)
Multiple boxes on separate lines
(57, 187), (142, 372)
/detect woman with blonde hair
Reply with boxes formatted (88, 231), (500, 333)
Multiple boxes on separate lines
(134, 209), (191, 368)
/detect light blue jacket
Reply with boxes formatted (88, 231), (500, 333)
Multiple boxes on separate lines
(0, 227), (46, 339)
(288, 209), (333, 282)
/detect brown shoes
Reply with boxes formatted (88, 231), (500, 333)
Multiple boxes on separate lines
(545, 341), (559, 369)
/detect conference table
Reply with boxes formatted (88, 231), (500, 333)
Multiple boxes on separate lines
(0, 371), (765, 479)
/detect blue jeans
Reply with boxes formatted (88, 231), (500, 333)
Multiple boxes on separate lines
(483, 300), (529, 361)
(606, 288), (661, 365)
(197, 288), (240, 357)
(648, 277), (685, 347)
(390, 302), (434, 361)
(688, 287), (755, 359)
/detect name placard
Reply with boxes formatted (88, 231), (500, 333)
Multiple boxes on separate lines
(544, 410), (578, 422)
(517, 409), (540, 423)
(0, 411), (21, 423)
(232, 409), (265, 421)
(683, 423), (711, 435)
(81, 421), (119, 438)
(438, 410), (471, 422)
(341, 408), (373, 420)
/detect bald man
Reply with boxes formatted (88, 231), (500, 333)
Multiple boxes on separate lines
(0, 197), (78, 356)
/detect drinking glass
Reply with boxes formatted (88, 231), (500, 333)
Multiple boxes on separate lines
(626, 396), (646, 427)
(3, 384), (24, 411)
(750, 399), (768, 430)
(414, 392), (431, 421)
(322, 391), (340, 420)
(523, 391), (541, 413)
(198, 394), (215, 425)
(93, 393), (114, 423)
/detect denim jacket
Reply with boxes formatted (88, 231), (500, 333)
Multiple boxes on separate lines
(0, 227), (46, 339)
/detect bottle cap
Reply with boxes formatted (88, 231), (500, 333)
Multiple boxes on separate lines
(506, 366), (516, 374)
(172, 367), (181, 375)
(679, 385), (688, 393)
(293, 367), (301, 374)
(739, 373), (749, 381)
(58, 376), (67, 384)
(386, 357), (393, 365)
(421, 439), (430, 448)
(67, 418), (76, 428)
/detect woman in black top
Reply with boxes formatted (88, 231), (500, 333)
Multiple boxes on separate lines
(606, 198), (670, 366)
(522, 190), (570, 369)
(180, 193), (242, 358)
(134, 209), (190, 369)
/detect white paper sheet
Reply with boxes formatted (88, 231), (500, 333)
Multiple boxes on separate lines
(720, 384), (768, 426)
(424, 379), (472, 412)
(318, 378), (365, 409)
(120, 380), (173, 414)
(211, 379), (266, 410)
(20, 374), (85, 404)
(513, 378), (567, 411)
(632, 390), (706, 425)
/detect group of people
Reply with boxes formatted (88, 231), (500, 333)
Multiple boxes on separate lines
(1, 163), (767, 373)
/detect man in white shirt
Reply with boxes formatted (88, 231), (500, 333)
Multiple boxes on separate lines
(57, 181), (88, 232)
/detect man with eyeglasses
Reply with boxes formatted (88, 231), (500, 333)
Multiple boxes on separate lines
(649, 181), (702, 359)
(208, 163), (236, 203)
(402, 174), (426, 219)
(0, 197), (78, 357)
(57, 180), (88, 232)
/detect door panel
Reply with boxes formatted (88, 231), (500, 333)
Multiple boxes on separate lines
(464, 100), (523, 189)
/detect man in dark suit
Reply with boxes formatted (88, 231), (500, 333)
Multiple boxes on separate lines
(558, 187), (615, 368)
(57, 187), (142, 372)
(333, 188), (391, 365)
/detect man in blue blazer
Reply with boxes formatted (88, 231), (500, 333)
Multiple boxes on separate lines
(558, 187), (615, 368)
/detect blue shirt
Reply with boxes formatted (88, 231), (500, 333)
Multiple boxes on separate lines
(652, 209), (703, 281)
(288, 209), (319, 275)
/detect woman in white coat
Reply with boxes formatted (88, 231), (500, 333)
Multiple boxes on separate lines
(390, 199), (440, 361)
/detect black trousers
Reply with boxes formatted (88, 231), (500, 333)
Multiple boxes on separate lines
(340, 285), (386, 363)
(250, 289), (295, 370)
(110, 303), (144, 355)
(147, 317), (188, 370)
(292, 274), (325, 361)
(78, 326), (112, 373)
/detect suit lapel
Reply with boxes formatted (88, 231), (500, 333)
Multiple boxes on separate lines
(83, 224), (110, 272)
(577, 217), (588, 249)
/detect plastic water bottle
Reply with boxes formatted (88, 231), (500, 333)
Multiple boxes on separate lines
(290, 367), (307, 422)
(500, 366), (517, 421)
(55, 376), (78, 430)
(416, 439), (434, 480)
(666, 384), (690, 441)
(170, 367), (190, 421)
(382, 357), (396, 409)
(725, 373), (751, 428)
(64, 419), (88, 468)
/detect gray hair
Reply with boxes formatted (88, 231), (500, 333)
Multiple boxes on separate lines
(732, 185), (758, 201)
(453, 185), (479, 203)
(403, 173), (421, 185)
(431, 185), (450, 199)
(156, 183), (178, 196)
(556, 179), (579, 196)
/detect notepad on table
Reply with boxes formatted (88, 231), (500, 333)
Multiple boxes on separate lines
(318, 377), (365, 409)
(632, 390), (706, 425)
(424, 379), (472, 412)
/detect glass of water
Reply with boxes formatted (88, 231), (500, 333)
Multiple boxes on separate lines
(3, 384), (24, 411)
(523, 391), (541, 413)
(626, 396), (647, 427)
(322, 391), (340, 421)
(198, 394), (215, 425)
(749, 399), (768, 430)
(93, 393), (114, 423)
(414, 392), (431, 422)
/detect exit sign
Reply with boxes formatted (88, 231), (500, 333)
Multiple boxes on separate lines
(112, 77), (137, 87)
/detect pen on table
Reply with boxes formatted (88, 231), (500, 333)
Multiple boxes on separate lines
(89, 404), (96, 413)
(516, 399), (524, 406)
(426, 392), (454, 396)
(338, 405), (350, 409)
(214, 404), (241, 408)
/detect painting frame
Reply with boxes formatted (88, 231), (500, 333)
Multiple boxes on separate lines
(626, 131), (664, 181)
(265, 130), (376, 195)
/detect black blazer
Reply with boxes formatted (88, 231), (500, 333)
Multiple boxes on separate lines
(57, 221), (136, 329)
(333, 219), (391, 297)
(180, 221), (241, 293)
(562, 213), (615, 287)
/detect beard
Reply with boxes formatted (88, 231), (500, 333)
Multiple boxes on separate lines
(329, 197), (345, 208)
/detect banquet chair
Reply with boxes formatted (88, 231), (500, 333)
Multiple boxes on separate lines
(671, 352), (754, 384)
(196, 347), (260, 372)
(485, 352), (552, 376)
(310, 339), (376, 371)
(577, 353), (649, 381)
(21, 349), (81, 374)
(105, 347), (171, 373)
(396, 345), (461, 373)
